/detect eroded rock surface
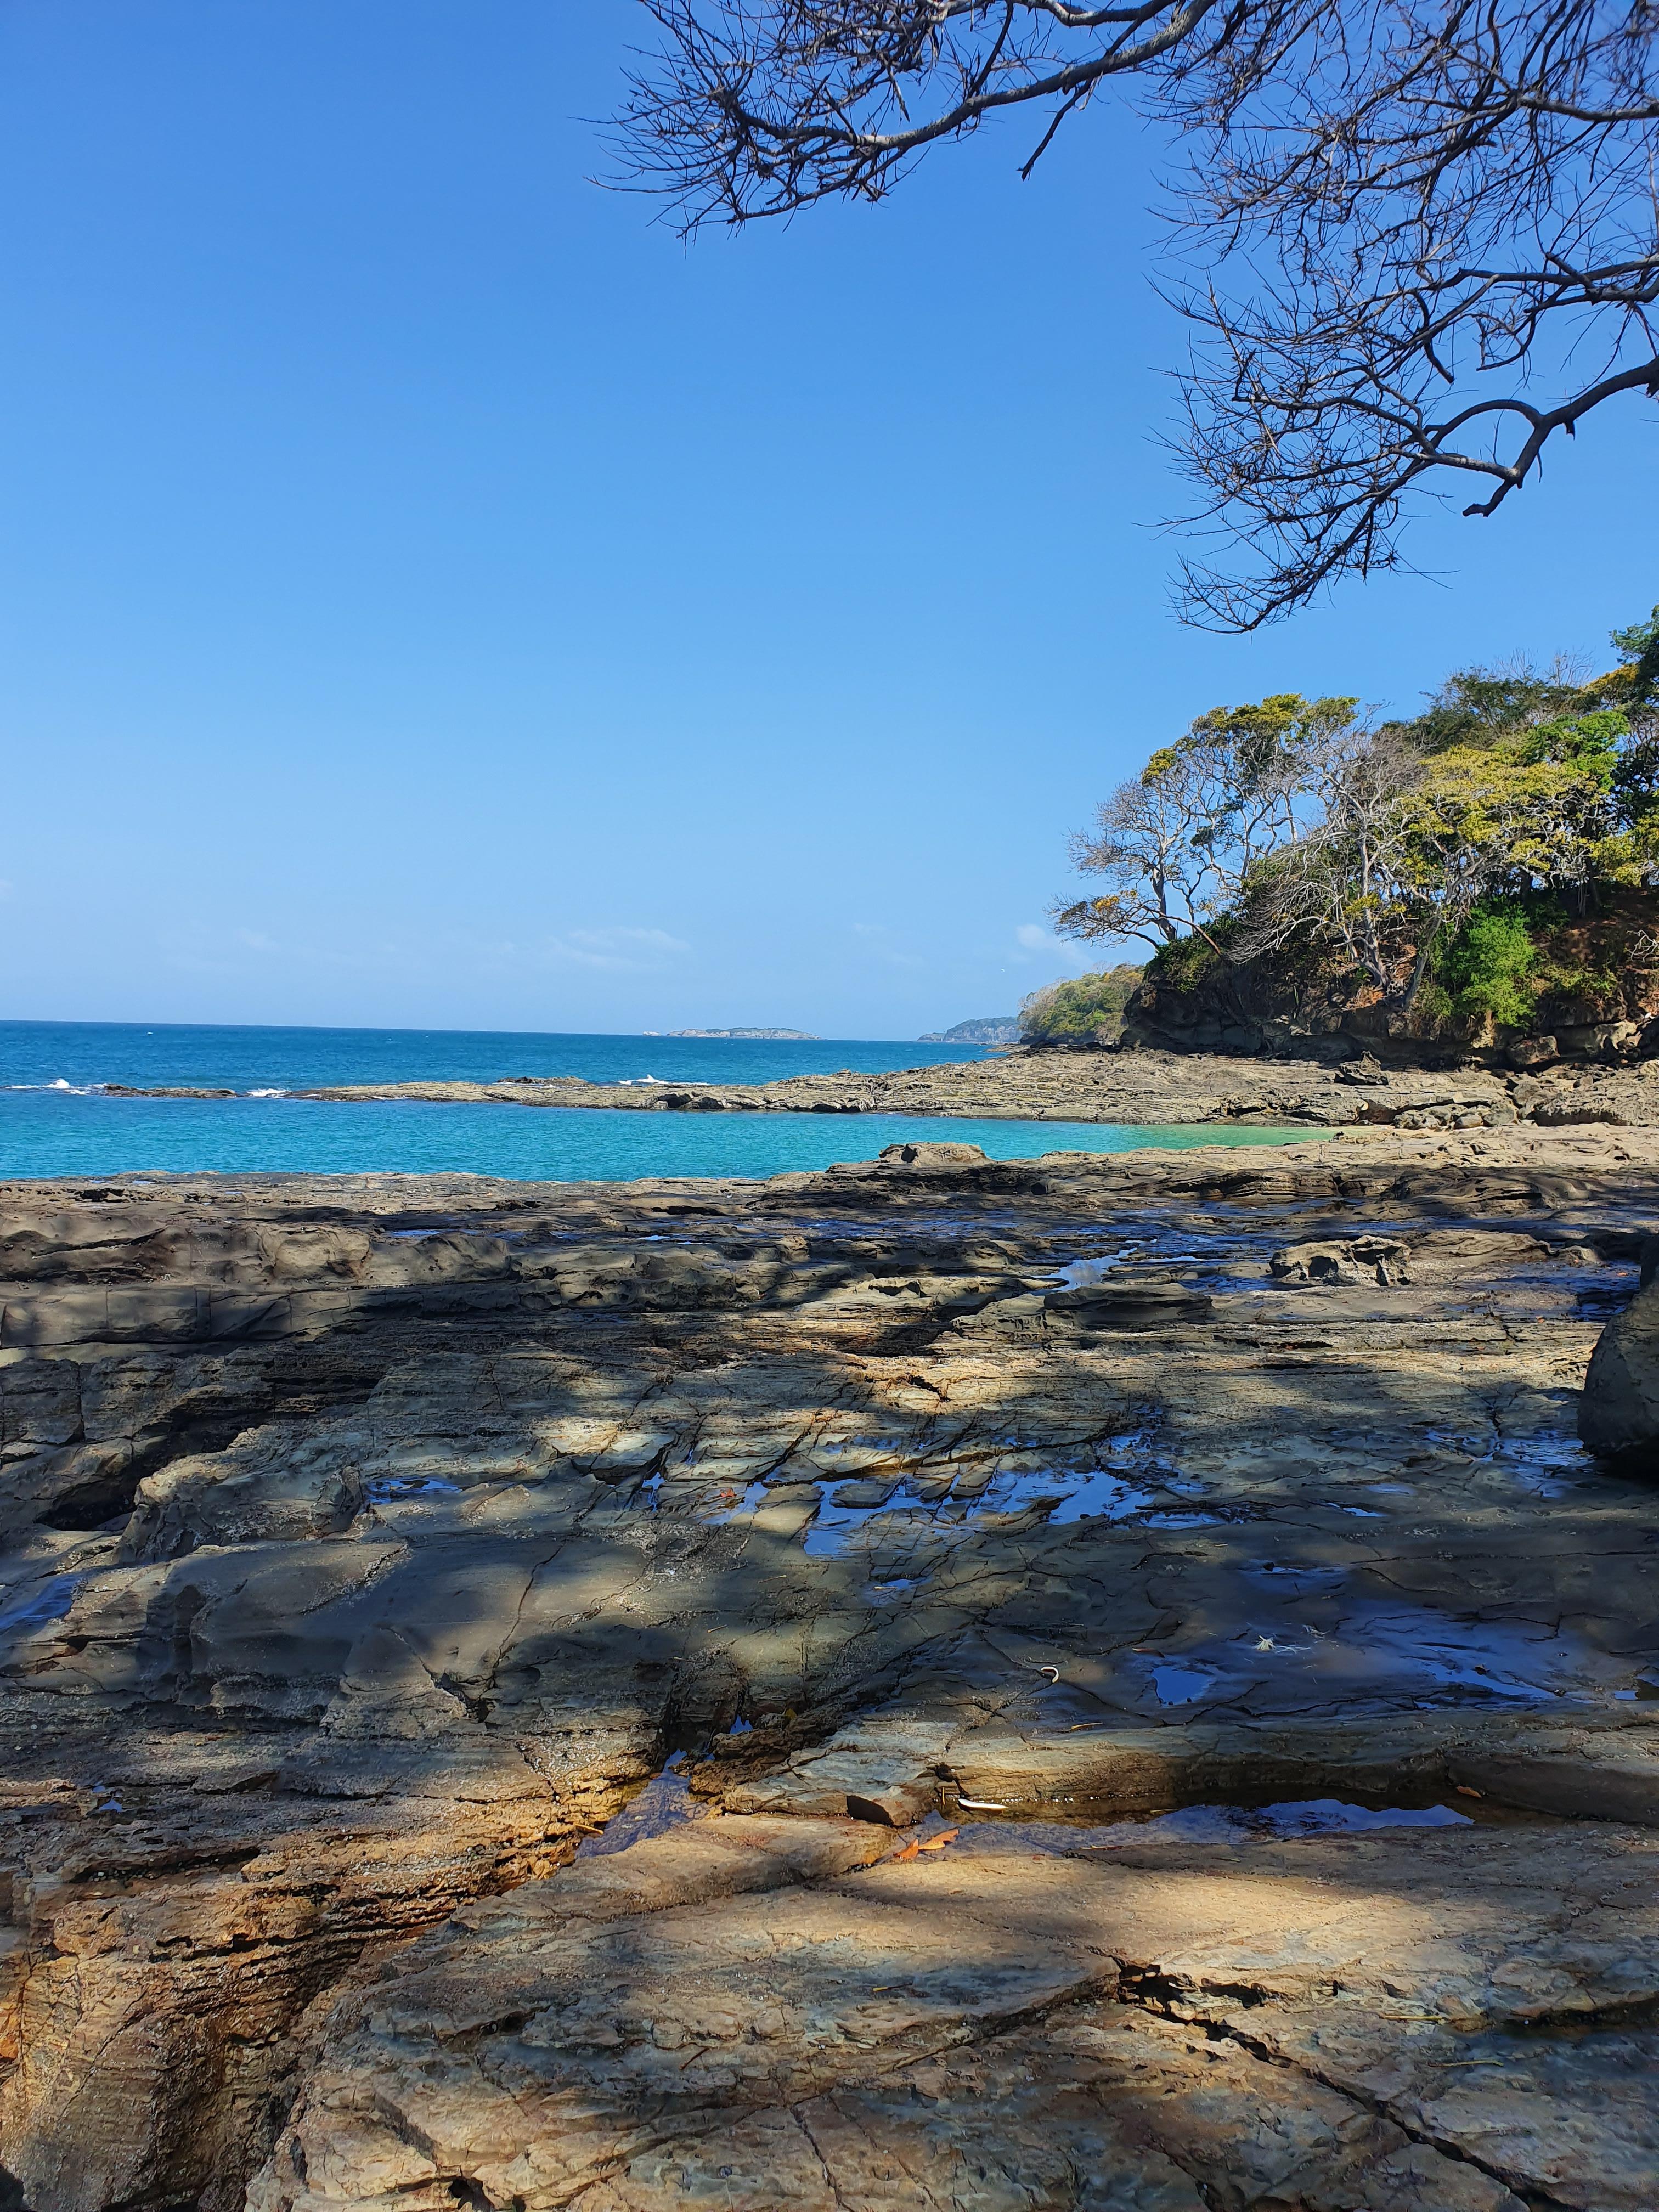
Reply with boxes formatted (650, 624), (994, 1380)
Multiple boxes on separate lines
(255, 1814), (1659, 2212)
(283, 1042), (1659, 1129)
(1, 1129), (1657, 2208)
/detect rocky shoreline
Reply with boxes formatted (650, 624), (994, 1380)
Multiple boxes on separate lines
(2, 1128), (1657, 2208)
(111, 1040), (1659, 1130)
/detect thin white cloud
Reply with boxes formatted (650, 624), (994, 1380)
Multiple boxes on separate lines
(540, 926), (690, 972)
(850, 922), (925, 970)
(562, 927), (690, 958)
(1012, 923), (1093, 972)
(459, 926), (693, 975)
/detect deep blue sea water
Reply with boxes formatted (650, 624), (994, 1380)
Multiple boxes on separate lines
(0, 1020), (991, 1093)
(0, 1022), (1321, 1182)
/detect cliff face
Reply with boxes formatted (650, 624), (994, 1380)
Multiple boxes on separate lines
(1122, 893), (1659, 1066)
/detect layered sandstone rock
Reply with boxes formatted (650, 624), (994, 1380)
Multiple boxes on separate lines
(0, 1130), (1656, 2207)
(277, 1043), (1659, 1130)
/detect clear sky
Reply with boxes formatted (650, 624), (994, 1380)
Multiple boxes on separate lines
(3, 2), (1651, 1040)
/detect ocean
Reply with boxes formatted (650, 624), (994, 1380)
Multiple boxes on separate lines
(0, 1020), (1317, 1181)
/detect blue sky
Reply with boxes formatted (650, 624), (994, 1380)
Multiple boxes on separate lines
(3, 1), (1651, 1039)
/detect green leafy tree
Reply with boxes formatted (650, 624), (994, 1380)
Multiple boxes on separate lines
(1019, 968), (1144, 1045)
(1611, 608), (1659, 706)
(1438, 906), (1538, 1029)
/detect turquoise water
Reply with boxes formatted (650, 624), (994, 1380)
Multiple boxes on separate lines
(0, 1092), (1321, 1181)
(0, 1021), (1321, 1181)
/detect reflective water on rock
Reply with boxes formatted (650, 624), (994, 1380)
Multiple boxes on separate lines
(574, 1752), (708, 1859)
(1147, 1661), (1218, 1706)
(364, 1476), (460, 1505)
(942, 1798), (1476, 1854)
(0, 1572), (86, 1639)
(1126, 1602), (1606, 1717)
(798, 1446), (1164, 1556)
(1424, 1421), (1595, 1496)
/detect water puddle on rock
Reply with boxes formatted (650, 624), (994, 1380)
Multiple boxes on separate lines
(1048, 1230), (1265, 1292)
(938, 1798), (1478, 1856)
(364, 1475), (461, 1505)
(1488, 1436), (1595, 1498)
(1425, 1424), (1596, 1499)
(0, 1571), (88, 1640)
(1146, 1661), (1218, 1706)
(799, 1445), (1161, 1558)
(1127, 1602), (1612, 1715)
(786, 1421), (1182, 1559)
(574, 1751), (709, 1860)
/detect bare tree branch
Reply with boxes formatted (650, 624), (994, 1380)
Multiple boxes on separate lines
(612, 0), (1659, 624)
(610, 0), (1251, 228)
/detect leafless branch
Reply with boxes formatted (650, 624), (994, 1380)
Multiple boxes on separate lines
(613, 0), (1659, 624)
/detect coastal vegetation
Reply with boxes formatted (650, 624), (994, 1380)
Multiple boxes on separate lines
(1053, 606), (1659, 1049)
(1018, 967), (1144, 1046)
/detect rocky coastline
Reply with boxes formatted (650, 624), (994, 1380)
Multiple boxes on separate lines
(1, 1128), (1657, 2207)
(108, 1040), (1659, 1131)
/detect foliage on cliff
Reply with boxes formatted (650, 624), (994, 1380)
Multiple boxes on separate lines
(1055, 607), (1659, 1045)
(1019, 967), (1144, 1045)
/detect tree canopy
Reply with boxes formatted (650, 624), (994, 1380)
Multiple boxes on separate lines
(615, 1), (1659, 627)
(1052, 606), (1659, 1031)
(1019, 966), (1144, 1042)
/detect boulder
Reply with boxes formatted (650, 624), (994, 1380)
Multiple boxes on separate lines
(1270, 1236), (1409, 1286)
(1508, 1035), (1559, 1070)
(1579, 1247), (1659, 1465)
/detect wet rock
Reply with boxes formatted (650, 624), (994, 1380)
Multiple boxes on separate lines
(1045, 1277), (1214, 1323)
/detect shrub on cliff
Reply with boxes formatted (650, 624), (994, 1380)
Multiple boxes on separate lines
(1437, 903), (1540, 1030)
(1019, 968), (1143, 1045)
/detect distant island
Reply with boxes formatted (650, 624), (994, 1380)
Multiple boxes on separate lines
(917, 1015), (1020, 1045)
(667, 1026), (819, 1039)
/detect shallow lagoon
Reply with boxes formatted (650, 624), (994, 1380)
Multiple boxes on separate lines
(0, 1090), (1324, 1181)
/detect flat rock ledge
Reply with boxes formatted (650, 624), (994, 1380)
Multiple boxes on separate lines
(0, 1127), (1657, 2209)
(259, 1044), (1659, 1129)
